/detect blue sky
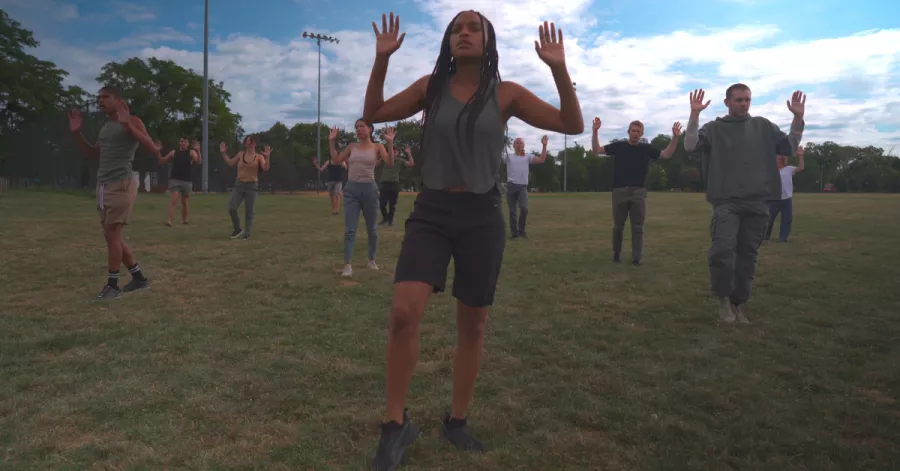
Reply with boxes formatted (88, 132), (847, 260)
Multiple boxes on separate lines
(6, 0), (900, 151)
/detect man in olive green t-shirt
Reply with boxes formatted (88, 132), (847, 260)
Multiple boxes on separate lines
(377, 146), (415, 226)
(68, 85), (162, 300)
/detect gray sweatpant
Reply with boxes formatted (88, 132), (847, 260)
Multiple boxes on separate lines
(229, 181), (258, 235)
(612, 187), (647, 262)
(506, 183), (529, 235)
(708, 200), (770, 304)
(344, 181), (379, 263)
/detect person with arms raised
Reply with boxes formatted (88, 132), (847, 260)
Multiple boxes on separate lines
(67, 86), (158, 300)
(361, 10), (583, 470)
(504, 135), (549, 239)
(158, 137), (201, 226)
(592, 117), (681, 265)
(219, 136), (271, 240)
(684, 85), (805, 323)
(765, 145), (805, 242)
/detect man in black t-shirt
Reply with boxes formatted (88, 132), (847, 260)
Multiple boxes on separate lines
(592, 118), (681, 265)
(313, 158), (348, 215)
(158, 137), (201, 226)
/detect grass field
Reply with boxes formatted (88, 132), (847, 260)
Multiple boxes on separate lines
(1, 189), (899, 470)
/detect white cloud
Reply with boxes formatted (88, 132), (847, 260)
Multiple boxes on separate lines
(114, 1), (156, 23)
(36, 0), (900, 152)
(98, 27), (195, 51)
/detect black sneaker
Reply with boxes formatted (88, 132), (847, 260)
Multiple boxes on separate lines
(371, 409), (420, 471)
(613, 252), (621, 263)
(441, 411), (486, 453)
(230, 229), (244, 239)
(95, 284), (121, 300)
(242, 234), (251, 241)
(122, 277), (150, 293)
(631, 259), (643, 267)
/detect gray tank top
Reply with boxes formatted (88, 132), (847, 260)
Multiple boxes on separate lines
(96, 121), (139, 184)
(420, 80), (505, 194)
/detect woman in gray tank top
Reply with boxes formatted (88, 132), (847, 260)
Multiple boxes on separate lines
(362, 10), (584, 469)
(328, 119), (396, 277)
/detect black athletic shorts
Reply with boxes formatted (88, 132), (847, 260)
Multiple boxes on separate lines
(394, 187), (506, 308)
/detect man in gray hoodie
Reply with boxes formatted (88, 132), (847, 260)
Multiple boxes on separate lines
(684, 84), (805, 323)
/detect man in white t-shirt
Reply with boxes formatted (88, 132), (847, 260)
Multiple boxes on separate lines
(765, 145), (805, 242)
(504, 136), (549, 239)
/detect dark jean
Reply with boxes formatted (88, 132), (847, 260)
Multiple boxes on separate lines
(765, 197), (793, 241)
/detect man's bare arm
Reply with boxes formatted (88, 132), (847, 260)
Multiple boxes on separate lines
(74, 132), (100, 160)
(660, 122), (682, 158)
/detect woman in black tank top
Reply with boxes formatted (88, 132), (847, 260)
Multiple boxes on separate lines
(157, 137), (201, 226)
(361, 10), (583, 469)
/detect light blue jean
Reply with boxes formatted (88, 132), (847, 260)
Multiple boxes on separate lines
(343, 181), (379, 263)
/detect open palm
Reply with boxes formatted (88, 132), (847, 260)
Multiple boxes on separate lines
(114, 100), (131, 123)
(372, 12), (405, 57)
(329, 126), (339, 140)
(787, 90), (806, 117)
(67, 110), (83, 132)
(535, 21), (566, 68)
(690, 89), (711, 112)
(262, 145), (272, 157)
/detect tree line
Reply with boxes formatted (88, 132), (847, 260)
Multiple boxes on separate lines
(2, 9), (898, 193)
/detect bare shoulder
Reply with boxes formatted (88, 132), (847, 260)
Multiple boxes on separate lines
(129, 115), (147, 129)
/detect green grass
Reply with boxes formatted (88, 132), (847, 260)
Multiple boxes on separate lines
(1, 189), (899, 470)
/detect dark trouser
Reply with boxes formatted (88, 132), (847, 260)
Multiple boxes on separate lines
(228, 181), (258, 235)
(708, 200), (769, 305)
(506, 183), (529, 236)
(765, 197), (793, 241)
(612, 186), (647, 262)
(379, 181), (401, 223)
(394, 187), (506, 308)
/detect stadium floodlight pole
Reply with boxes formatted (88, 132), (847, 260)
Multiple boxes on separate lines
(302, 31), (339, 195)
(563, 81), (576, 192)
(201, 0), (209, 194)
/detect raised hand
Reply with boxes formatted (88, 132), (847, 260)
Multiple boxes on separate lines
(114, 100), (131, 124)
(592, 117), (602, 131)
(535, 21), (566, 68)
(672, 121), (682, 137)
(690, 89), (711, 113)
(797, 145), (805, 158)
(372, 12), (405, 57)
(219, 141), (228, 153)
(67, 109), (83, 133)
(192, 140), (200, 151)
(787, 90), (806, 117)
(383, 126), (396, 142)
(329, 125), (339, 140)
(541, 135), (549, 146)
(404, 146), (412, 155)
(262, 145), (272, 157)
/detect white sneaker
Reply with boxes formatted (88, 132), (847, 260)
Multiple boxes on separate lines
(718, 297), (736, 323)
(341, 265), (353, 277)
(367, 260), (379, 270)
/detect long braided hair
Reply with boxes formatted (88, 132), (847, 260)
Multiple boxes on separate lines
(419, 11), (502, 156)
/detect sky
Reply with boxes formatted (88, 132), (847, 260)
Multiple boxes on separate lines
(5, 0), (900, 153)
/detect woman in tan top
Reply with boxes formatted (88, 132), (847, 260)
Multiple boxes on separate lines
(219, 134), (271, 240)
(329, 119), (395, 277)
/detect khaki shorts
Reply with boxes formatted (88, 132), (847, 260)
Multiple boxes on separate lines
(326, 181), (343, 196)
(97, 176), (138, 225)
(169, 178), (192, 197)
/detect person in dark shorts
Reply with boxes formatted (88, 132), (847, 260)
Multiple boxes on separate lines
(362, 11), (583, 469)
(158, 137), (201, 226)
(377, 145), (415, 226)
(591, 118), (681, 265)
(67, 86), (157, 300)
(313, 158), (347, 215)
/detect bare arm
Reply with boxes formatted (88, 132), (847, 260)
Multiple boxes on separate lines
(330, 140), (352, 165)
(794, 146), (805, 173)
(404, 154), (415, 168)
(221, 148), (240, 167)
(363, 57), (429, 124)
(123, 117), (161, 156)
(191, 150), (202, 164)
(505, 77), (583, 135)
(590, 118), (606, 155)
(532, 136), (549, 164)
(158, 150), (175, 164)
(660, 122), (682, 159)
(380, 143), (394, 166)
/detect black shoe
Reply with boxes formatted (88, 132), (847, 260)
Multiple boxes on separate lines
(632, 259), (643, 267)
(95, 284), (121, 300)
(613, 252), (621, 263)
(122, 277), (150, 293)
(441, 411), (486, 453)
(371, 409), (420, 471)
(510, 232), (519, 239)
(230, 229), (244, 239)
(519, 232), (528, 239)
(242, 234), (251, 241)
(379, 220), (389, 226)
